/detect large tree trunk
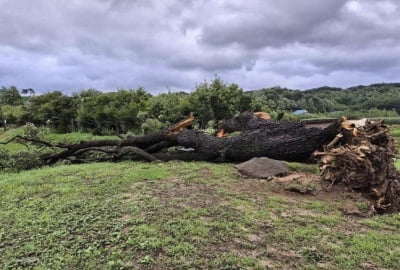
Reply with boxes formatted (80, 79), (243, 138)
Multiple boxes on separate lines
(174, 124), (340, 162)
(37, 112), (341, 164)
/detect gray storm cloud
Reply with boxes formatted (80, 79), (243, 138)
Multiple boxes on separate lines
(0, 0), (399, 93)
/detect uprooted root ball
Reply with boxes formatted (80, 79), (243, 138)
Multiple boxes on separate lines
(315, 118), (400, 214)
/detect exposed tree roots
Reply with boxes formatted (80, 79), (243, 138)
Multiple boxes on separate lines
(314, 118), (400, 214)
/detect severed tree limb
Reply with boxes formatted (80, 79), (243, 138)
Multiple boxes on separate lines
(145, 141), (174, 153)
(60, 146), (160, 163)
(0, 135), (57, 148)
(74, 147), (119, 156)
(39, 130), (178, 164)
(115, 146), (160, 162)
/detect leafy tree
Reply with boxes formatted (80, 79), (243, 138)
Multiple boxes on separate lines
(1, 105), (24, 125)
(76, 88), (151, 134)
(141, 118), (166, 134)
(21, 91), (77, 133)
(148, 92), (192, 124)
(189, 78), (250, 127)
(0, 86), (22, 105)
(74, 89), (102, 131)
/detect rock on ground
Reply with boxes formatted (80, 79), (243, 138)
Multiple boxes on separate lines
(234, 157), (289, 179)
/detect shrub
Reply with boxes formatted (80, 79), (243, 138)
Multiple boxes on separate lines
(141, 118), (166, 134)
(0, 150), (44, 171)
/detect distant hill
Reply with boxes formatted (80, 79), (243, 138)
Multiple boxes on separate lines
(245, 83), (400, 114)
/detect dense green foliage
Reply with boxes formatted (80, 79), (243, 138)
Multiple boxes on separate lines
(75, 88), (151, 134)
(20, 91), (77, 133)
(0, 86), (23, 105)
(188, 79), (251, 127)
(1, 81), (399, 134)
(248, 84), (400, 115)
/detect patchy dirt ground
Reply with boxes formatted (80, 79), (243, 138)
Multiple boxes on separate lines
(1, 161), (399, 269)
(123, 165), (397, 269)
(272, 172), (372, 215)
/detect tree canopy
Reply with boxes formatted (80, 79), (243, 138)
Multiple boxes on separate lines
(1, 80), (400, 133)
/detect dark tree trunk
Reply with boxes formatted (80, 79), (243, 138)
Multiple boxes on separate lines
(176, 119), (340, 162)
(38, 114), (341, 164)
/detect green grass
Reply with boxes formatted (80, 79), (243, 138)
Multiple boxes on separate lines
(0, 128), (118, 153)
(1, 161), (400, 269)
(0, 126), (399, 269)
(391, 125), (400, 137)
(372, 117), (400, 125)
(286, 161), (319, 174)
(42, 132), (118, 143)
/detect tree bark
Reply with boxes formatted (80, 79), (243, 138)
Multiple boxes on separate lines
(37, 113), (341, 164)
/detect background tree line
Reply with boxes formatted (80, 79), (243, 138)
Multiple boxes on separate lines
(1, 79), (399, 134)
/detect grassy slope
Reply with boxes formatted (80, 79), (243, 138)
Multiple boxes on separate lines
(1, 162), (400, 269)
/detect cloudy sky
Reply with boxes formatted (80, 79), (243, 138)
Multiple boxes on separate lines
(0, 0), (399, 94)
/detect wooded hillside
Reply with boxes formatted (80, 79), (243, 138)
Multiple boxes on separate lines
(1, 80), (399, 134)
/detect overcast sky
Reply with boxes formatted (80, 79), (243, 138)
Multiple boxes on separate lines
(0, 0), (399, 94)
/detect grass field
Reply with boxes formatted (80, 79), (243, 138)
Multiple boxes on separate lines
(1, 161), (400, 269)
(0, 127), (400, 269)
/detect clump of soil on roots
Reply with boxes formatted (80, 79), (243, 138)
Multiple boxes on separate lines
(314, 118), (400, 214)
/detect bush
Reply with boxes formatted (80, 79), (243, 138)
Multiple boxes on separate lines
(1, 105), (24, 125)
(141, 118), (166, 134)
(22, 123), (49, 138)
(0, 150), (44, 171)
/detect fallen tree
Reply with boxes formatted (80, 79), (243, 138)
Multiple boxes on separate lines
(2, 112), (399, 214)
(0, 112), (341, 165)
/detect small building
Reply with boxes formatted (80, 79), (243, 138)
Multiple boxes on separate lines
(292, 109), (309, 115)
